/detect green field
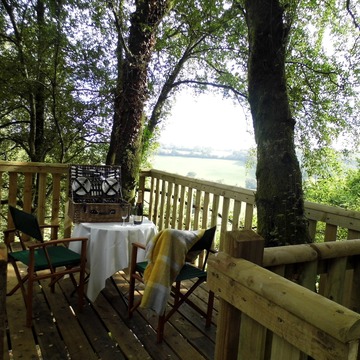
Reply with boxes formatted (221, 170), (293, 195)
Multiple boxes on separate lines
(151, 155), (256, 188)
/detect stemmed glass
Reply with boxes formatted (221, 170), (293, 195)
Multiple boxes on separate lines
(121, 213), (128, 226)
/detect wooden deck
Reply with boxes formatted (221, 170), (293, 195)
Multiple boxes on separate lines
(3, 264), (217, 360)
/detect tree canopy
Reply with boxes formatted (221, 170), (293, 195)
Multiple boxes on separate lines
(1, 0), (359, 243)
(1, 0), (358, 162)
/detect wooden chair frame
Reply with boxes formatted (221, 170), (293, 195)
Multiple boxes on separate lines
(4, 206), (88, 327)
(128, 227), (216, 343)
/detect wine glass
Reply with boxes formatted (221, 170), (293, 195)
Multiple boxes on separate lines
(121, 213), (128, 226)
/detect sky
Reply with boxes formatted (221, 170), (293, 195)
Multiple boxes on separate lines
(158, 91), (256, 151)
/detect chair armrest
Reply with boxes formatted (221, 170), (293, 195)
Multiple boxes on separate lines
(132, 242), (146, 250)
(3, 228), (16, 235)
(27, 237), (88, 248)
(27, 237), (88, 274)
(129, 242), (146, 275)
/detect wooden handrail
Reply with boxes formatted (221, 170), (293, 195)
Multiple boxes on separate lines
(208, 230), (360, 359)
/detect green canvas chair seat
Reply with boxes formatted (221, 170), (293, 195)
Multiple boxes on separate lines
(9, 246), (82, 272)
(134, 261), (207, 282)
(4, 206), (88, 327)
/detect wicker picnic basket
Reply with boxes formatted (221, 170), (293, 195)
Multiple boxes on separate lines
(68, 164), (131, 223)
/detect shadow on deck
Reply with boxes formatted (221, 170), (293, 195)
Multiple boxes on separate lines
(3, 265), (217, 360)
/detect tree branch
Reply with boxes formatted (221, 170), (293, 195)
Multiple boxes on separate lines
(108, 0), (133, 57)
(346, 0), (360, 30)
(172, 79), (248, 100)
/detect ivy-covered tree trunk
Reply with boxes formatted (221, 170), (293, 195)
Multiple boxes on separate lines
(245, 0), (311, 246)
(106, 0), (170, 200)
(32, 0), (47, 163)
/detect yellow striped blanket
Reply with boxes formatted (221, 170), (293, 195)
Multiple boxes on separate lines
(140, 228), (205, 315)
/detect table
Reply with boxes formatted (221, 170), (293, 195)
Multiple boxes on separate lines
(70, 218), (157, 302)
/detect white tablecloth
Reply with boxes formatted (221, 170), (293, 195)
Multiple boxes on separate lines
(70, 218), (157, 302)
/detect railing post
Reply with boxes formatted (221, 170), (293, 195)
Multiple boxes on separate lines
(0, 245), (7, 359)
(214, 229), (264, 360)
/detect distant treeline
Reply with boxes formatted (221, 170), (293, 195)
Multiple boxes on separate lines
(157, 146), (254, 162)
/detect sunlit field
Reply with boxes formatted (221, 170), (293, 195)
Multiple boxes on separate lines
(151, 155), (256, 188)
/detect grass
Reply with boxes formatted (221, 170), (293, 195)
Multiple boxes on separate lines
(151, 155), (256, 188)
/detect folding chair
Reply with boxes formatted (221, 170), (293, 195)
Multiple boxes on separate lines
(3, 206), (88, 327)
(128, 226), (216, 343)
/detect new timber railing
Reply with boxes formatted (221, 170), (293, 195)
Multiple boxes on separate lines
(208, 230), (360, 359)
(138, 169), (360, 248)
(2, 161), (360, 360)
(1, 162), (360, 246)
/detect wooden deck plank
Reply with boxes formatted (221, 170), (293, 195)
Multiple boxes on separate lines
(32, 282), (70, 360)
(112, 272), (214, 360)
(109, 273), (204, 359)
(4, 265), (216, 360)
(101, 277), (182, 360)
(59, 280), (126, 360)
(92, 291), (153, 360)
(5, 266), (42, 359)
(39, 278), (98, 360)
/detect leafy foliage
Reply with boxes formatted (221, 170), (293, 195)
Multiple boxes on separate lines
(304, 154), (360, 211)
(0, 0), (113, 163)
(0, 0), (359, 199)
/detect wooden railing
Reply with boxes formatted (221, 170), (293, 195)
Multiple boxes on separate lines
(2, 162), (360, 359)
(139, 169), (360, 248)
(1, 162), (360, 247)
(0, 161), (70, 239)
(0, 245), (6, 358)
(208, 230), (360, 359)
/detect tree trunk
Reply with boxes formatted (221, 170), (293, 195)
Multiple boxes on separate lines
(33, 0), (46, 163)
(106, 0), (170, 200)
(245, 0), (311, 246)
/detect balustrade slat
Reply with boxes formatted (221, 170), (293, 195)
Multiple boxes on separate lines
(308, 219), (317, 241)
(244, 202), (254, 230)
(153, 177), (161, 224)
(297, 260), (318, 291)
(8, 172), (18, 208)
(171, 183), (179, 228)
(164, 182), (173, 229)
(158, 179), (167, 229)
(37, 173), (47, 224)
(238, 313), (267, 359)
(211, 194), (219, 230)
(270, 333), (302, 360)
(349, 261), (360, 313)
(0, 171), (2, 231)
(232, 200), (242, 230)
(220, 198), (230, 246)
(193, 189), (201, 230)
(148, 176), (155, 221)
(51, 173), (62, 239)
(185, 187), (193, 230)
(201, 192), (210, 229)
(23, 173), (33, 213)
(325, 223), (338, 242)
(348, 229), (360, 239)
(178, 186), (186, 229)
(324, 257), (348, 304)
